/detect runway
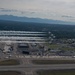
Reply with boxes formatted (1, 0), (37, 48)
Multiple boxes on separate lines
(0, 64), (75, 75)
(1, 58), (75, 75)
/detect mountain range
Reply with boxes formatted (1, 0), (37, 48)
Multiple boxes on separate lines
(0, 15), (75, 25)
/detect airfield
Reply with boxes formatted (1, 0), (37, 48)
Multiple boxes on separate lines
(0, 31), (75, 75)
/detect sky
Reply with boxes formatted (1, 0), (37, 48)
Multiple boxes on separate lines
(0, 0), (75, 22)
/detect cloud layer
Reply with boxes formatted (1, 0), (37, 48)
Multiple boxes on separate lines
(0, 0), (75, 22)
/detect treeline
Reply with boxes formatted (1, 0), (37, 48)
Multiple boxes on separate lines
(0, 20), (75, 39)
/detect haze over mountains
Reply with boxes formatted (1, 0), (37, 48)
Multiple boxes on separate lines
(0, 15), (75, 25)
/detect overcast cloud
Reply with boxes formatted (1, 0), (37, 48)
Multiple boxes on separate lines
(0, 0), (75, 22)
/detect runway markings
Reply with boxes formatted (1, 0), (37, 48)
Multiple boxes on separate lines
(15, 55), (74, 60)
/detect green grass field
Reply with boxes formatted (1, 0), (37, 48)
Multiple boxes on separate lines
(0, 59), (20, 65)
(32, 60), (75, 64)
(0, 71), (22, 75)
(46, 43), (60, 49)
(46, 43), (75, 50)
(37, 69), (75, 75)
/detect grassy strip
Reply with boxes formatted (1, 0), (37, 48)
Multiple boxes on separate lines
(32, 60), (75, 64)
(46, 44), (60, 49)
(0, 71), (22, 75)
(46, 43), (75, 50)
(0, 59), (20, 65)
(37, 69), (75, 75)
